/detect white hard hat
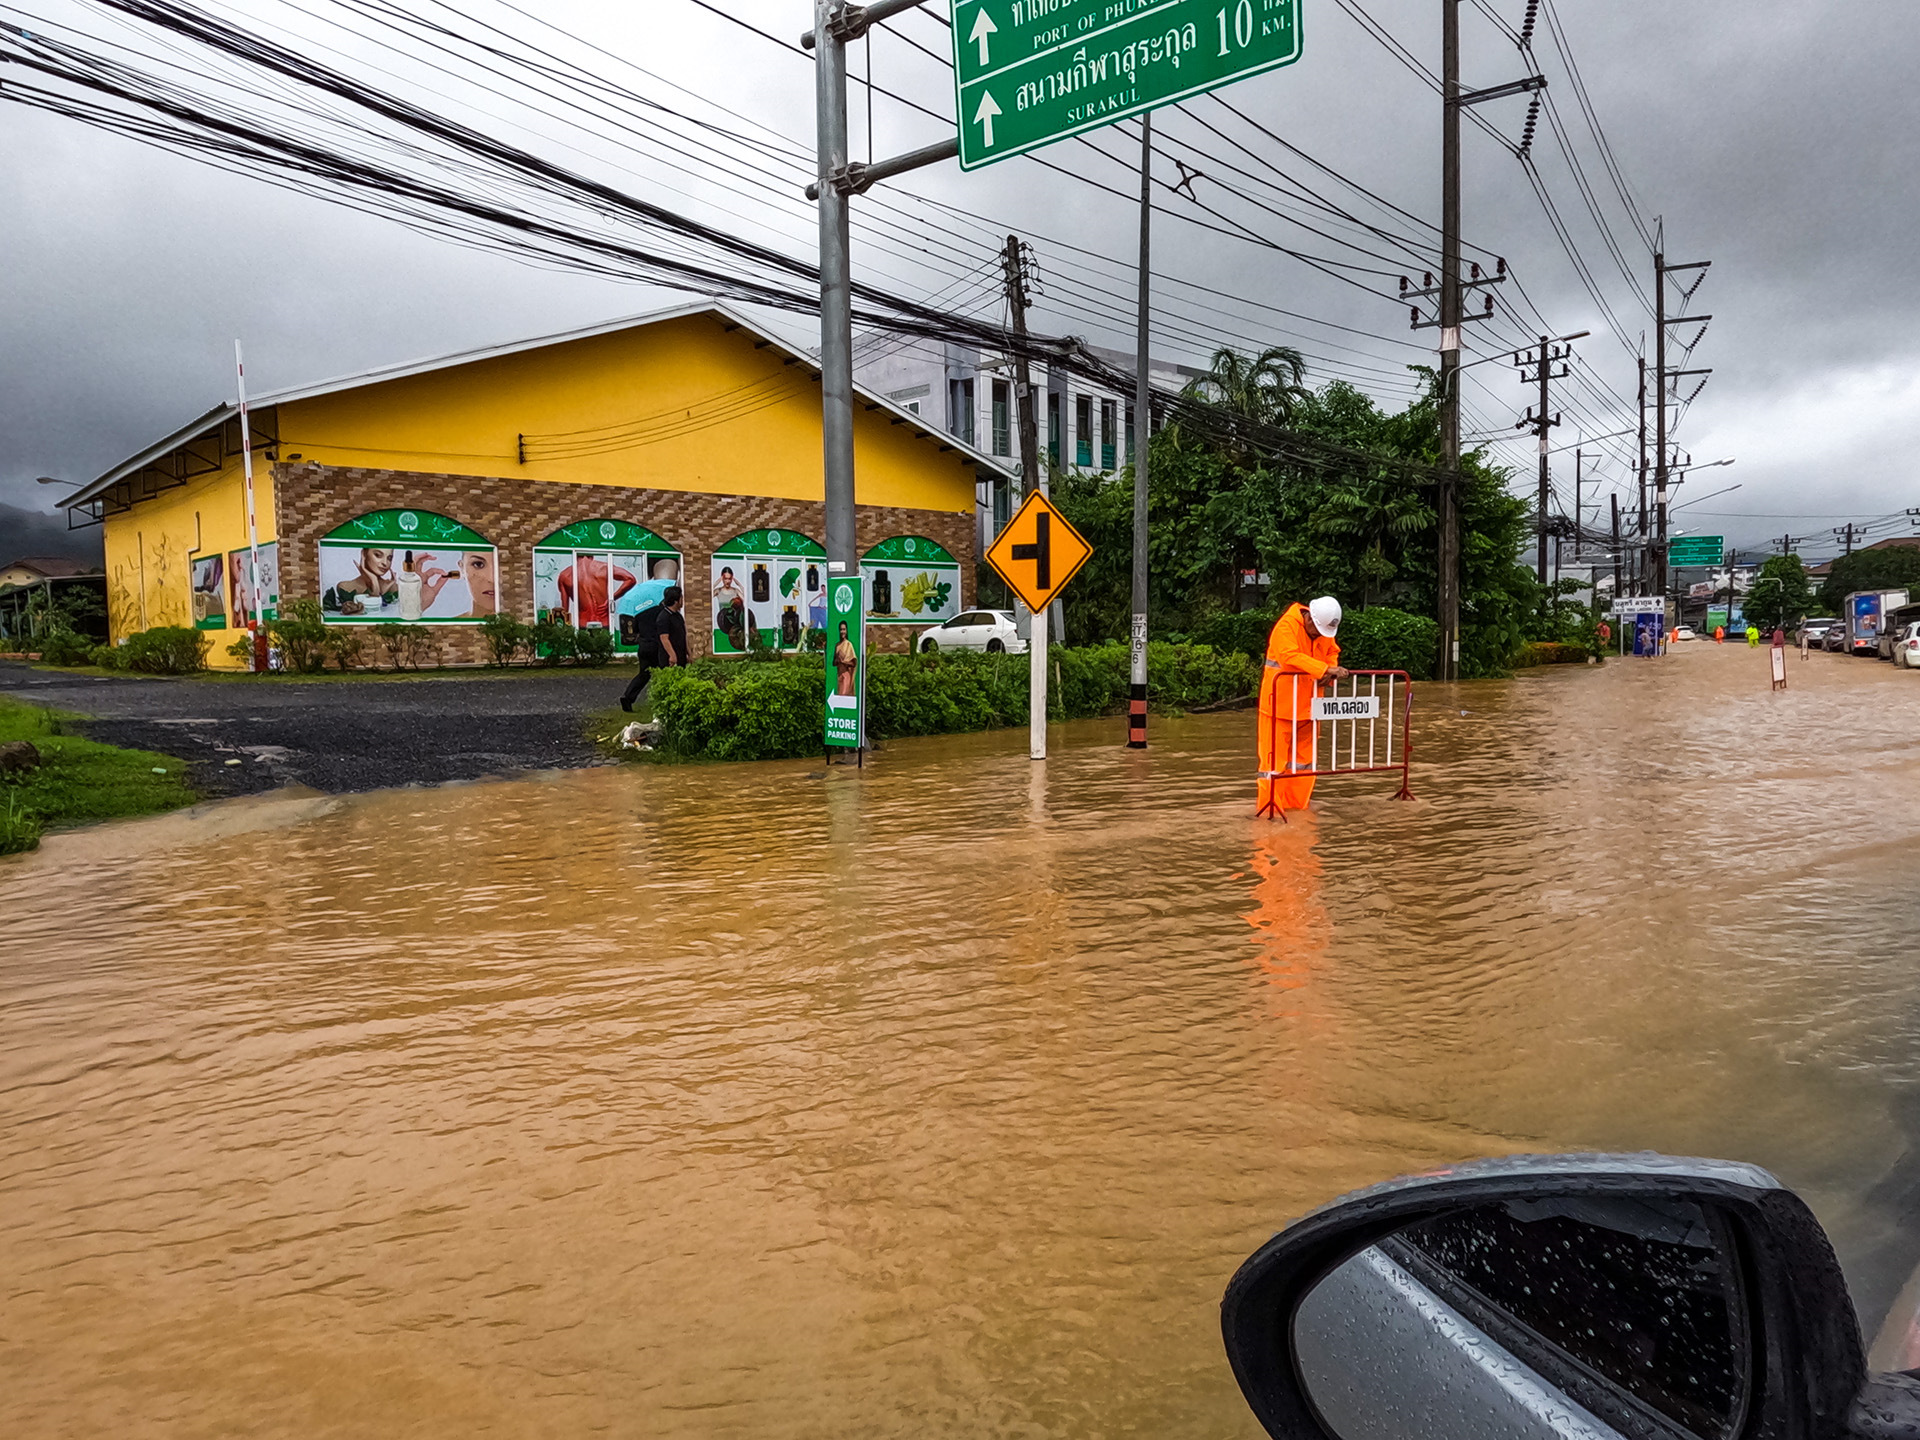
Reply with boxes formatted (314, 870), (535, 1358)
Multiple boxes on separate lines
(1308, 596), (1342, 635)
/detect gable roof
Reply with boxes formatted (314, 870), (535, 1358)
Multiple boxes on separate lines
(0, 555), (97, 579)
(63, 299), (1014, 511)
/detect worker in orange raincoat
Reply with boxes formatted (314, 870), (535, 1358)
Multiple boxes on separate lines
(1258, 596), (1349, 815)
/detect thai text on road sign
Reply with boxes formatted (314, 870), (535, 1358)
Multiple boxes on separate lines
(1667, 535), (1725, 567)
(1610, 597), (1668, 616)
(950, 0), (1304, 169)
(1311, 694), (1379, 722)
(985, 491), (1094, 613)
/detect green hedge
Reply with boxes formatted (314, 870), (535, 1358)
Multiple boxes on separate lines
(87, 626), (209, 675)
(1511, 641), (1592, 667)
(1181, 606), (1436, 680)
(647, 643), (1255, 762)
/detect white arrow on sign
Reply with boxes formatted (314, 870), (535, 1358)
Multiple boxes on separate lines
(973, 89), (1002, 147)
(969, 8), (998, 66)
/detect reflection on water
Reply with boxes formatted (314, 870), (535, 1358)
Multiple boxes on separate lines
(5, 644), (1920, 1437)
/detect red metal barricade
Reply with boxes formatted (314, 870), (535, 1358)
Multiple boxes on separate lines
(1257, 668), (1414, 817)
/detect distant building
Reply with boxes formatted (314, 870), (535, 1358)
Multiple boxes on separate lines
(852, 332), (1200, 550)
(61, 302), (1012, 666)
(0, 555), (97, 590)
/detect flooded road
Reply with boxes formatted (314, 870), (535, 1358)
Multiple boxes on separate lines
(7, 642), (1920, 1438)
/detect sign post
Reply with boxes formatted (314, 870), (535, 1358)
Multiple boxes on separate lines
(951, 0), (1304, 170)
(823, 575), (865, 756)
(985, 490), (1094, 760)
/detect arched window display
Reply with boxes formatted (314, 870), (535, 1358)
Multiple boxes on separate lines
(710, 527), (826, 655)
(318, 510), (497, 623)
(862, 536), (961, 625)
(532, 520), (682, 651)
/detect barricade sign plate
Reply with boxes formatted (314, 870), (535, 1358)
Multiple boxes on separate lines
(1258, 669), (1414, 818)
(1311, 694), (1380, 722)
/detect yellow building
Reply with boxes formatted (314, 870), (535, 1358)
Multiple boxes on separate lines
(64, 302), (1007, 667)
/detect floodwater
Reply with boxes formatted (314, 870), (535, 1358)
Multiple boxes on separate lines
(6, 642), (1920, 1437)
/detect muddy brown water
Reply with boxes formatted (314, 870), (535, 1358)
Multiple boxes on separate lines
(6, 643), (1920, 1437)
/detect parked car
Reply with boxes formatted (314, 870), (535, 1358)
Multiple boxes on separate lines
(1220, 1153), (1920, 1440)
(1825, 624), (1851, 652)
(1896, 620), (1920, 669)
(916, 609), (1026, 654)
(1672, 625), (1699, 641)
(1802, 617), (1841, 646)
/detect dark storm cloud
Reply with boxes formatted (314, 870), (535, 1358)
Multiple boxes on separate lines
(2, 0), (1914, 559)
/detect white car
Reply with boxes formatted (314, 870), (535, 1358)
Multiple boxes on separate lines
(916, 609), (1028, 654)
(1896, 619), (1920, 669)
(1673, 625), (1699, 641)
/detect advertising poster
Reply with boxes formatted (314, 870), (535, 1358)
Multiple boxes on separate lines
(532, 520), (681, 650)
(861, 535), (961, 626)
(1633, 614), (1662, 657)
(711, 527), (826, 656)
(227, 542), (280, 625)
(318, 510), (497, 624)
(1852, 592), (1881, 650)
(190, 554), (226, 629)
(824, 576), (863, 750)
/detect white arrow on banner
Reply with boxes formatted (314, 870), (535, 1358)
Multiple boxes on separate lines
(969, 8), (998, 66)
(973, 89), (1002, 148)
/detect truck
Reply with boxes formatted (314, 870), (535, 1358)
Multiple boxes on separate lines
(1845, 589), (1909, 655)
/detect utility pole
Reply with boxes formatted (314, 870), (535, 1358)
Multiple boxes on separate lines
(1516, 335), (1568, 597)
(1128, 113), (1151, 749)
(1003, 235), (1040, 509)
(1837, 521), (1857, 556)
(1436, 0), (1462, 682)
(1611, 493), (1622, 599)
(1636, 355), (1648, 594)
(1573, 447), (1581, 562)
(1426, 8), (1537, 678)
(814, 0), (857, 579)
(1653, 245), (1711, 604)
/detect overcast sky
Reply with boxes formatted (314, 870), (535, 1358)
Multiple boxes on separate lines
(3, 0), (1915, 566)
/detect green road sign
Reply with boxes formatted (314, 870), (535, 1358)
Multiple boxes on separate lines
(951, 0), (1303, 170)
(824, 576), (865, 749)
(1667, 536), (1725, 567)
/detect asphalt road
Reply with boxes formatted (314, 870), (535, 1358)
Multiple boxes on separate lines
(0, 661), (634, 796)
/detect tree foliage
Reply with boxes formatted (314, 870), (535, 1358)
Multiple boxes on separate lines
(1050, 358), (1543, 677)
(1816, 545), (1920, 615)
(1744, 554), (1814, 632)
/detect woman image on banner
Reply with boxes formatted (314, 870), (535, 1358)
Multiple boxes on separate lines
(1257, 596), (1349, 815)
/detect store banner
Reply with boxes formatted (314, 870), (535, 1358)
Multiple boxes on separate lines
(711, 528), (827, 656)
(861, 535), (960, 626)
(318, 510), (497, 624)
(228, 542), (280, 625)
(532, 521), (681, 650)
(190, 555), (227, 629)
(824, 576), (864, 750)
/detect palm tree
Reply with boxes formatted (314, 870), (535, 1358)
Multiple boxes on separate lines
(1182, 345), (1311, 427)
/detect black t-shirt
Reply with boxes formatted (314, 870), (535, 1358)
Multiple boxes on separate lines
(632, 604), (664, 648)
(653, 607), (688, 665)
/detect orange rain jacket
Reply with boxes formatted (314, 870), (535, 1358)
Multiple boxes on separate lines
(1258, 603), (1342, 814)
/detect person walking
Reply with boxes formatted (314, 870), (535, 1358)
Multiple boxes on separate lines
(1257, 596), (1348, 816)
(619, 585), (686, 712)
(1746, 624), (1761, 648)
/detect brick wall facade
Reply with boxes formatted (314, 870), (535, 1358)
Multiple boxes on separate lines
(274, 463), (976, 664)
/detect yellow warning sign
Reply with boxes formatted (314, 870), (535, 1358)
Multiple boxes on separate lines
(984, 491), (1093, 614)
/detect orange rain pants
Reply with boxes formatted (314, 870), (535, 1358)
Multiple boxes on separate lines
(1257, 603), (1341, 815)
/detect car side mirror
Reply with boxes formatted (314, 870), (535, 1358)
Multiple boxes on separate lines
(1221, 1153), (1919, 1440)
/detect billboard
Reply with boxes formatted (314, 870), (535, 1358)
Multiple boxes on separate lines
(190, 554), (226, 629)
(318, 510), (497, 624)
(861, 535), (961, 627)
(228, 542), (280, 625)
(710, 527), (826, 656)
(532, 520), (681, 651)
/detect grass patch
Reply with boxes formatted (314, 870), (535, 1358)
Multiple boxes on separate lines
(0, 697), (198, 854)
(30, 661), (624, 683)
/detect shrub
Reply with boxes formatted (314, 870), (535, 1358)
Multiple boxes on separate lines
(121, 626), (209, 675)
(225, 633), (259, 668)
(89, 643), (127, 672)
(531, 618), (577, 665)
(1336, 608), (1438, 681)
(651, 657), (823, 761)
(324, 630), (368, 672)
(573, 626), (615, 667)
(1512, 641), (1590, 667)
(38, 628), (95, 666)
(1181, 608), (1277, 661)
(397, 628), (439, 671)
(271, 600), (331, 673)
(478, 613), (530, 667)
